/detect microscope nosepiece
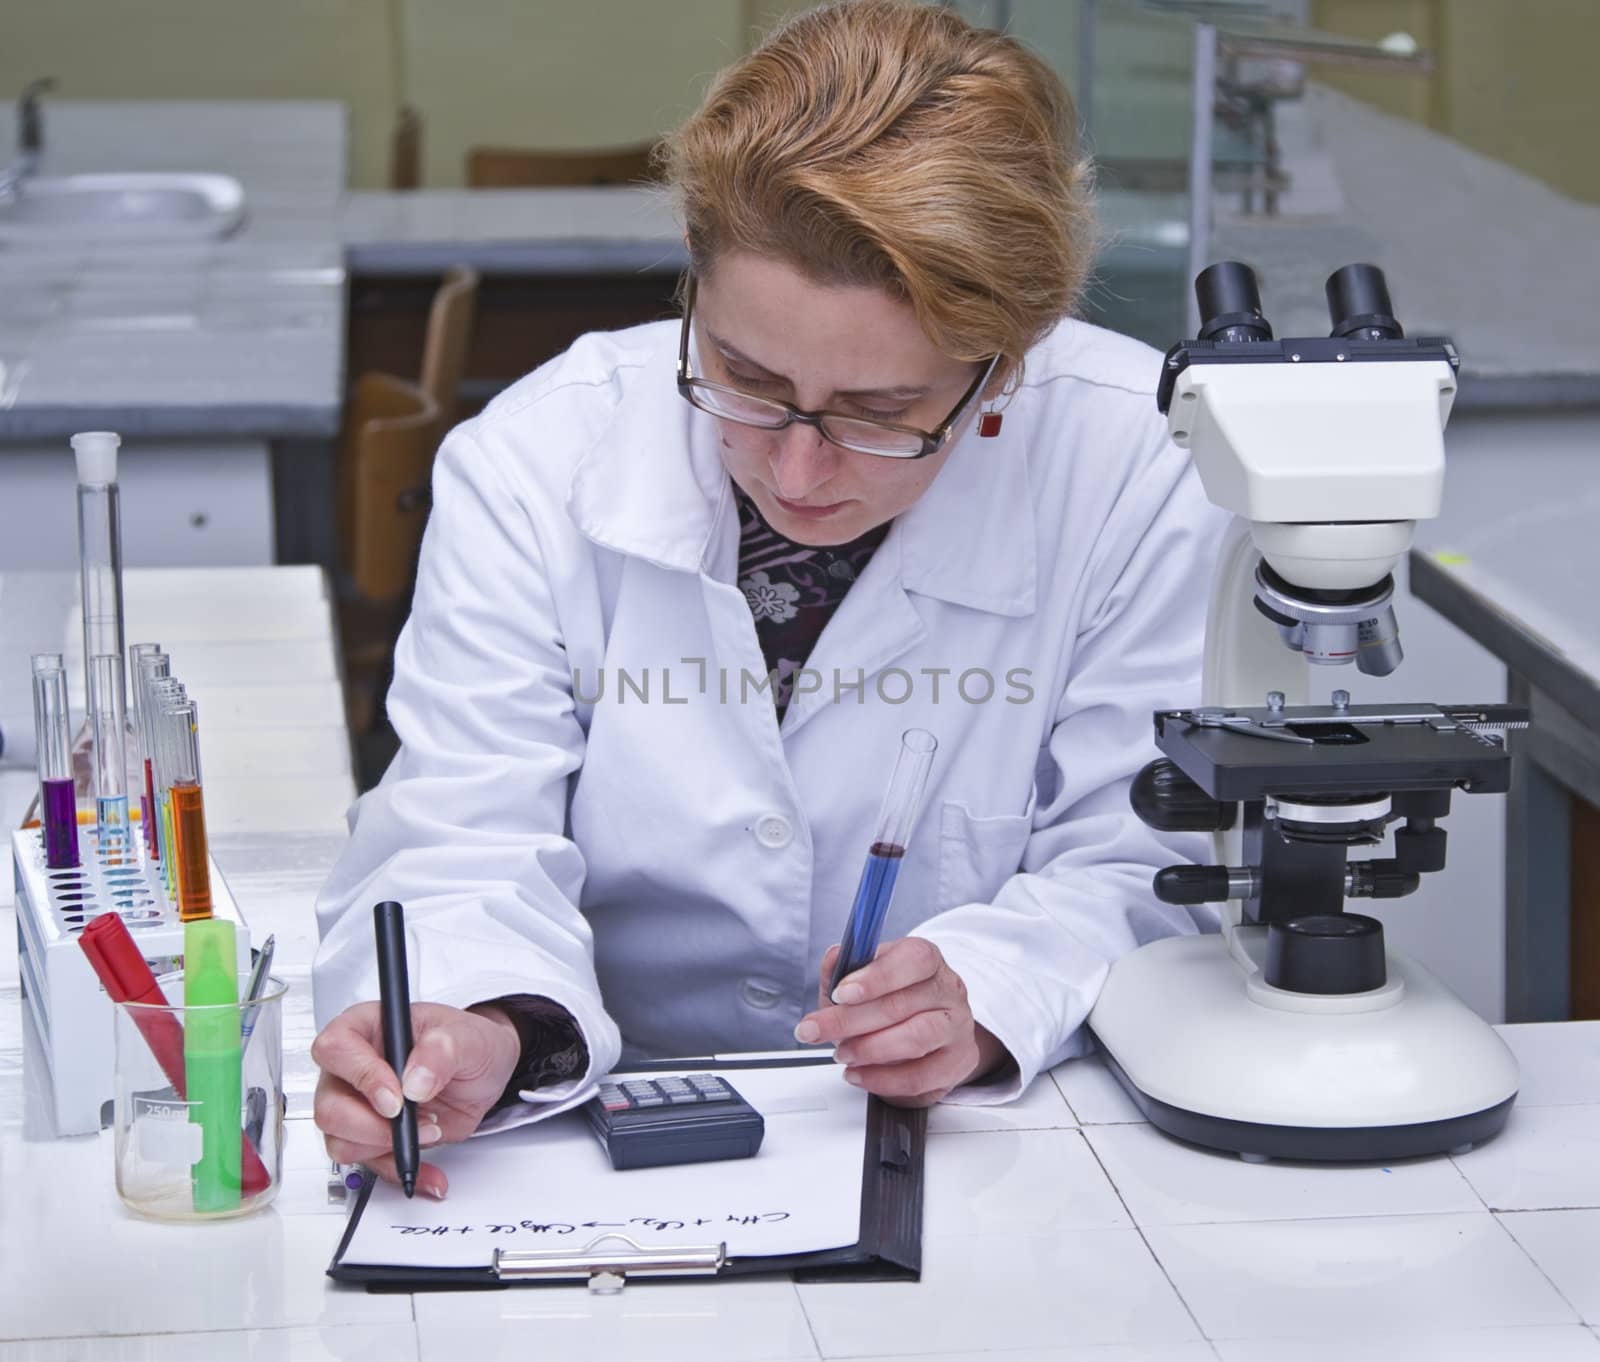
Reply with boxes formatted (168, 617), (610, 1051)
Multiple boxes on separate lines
(1356, 607), (1404, 676)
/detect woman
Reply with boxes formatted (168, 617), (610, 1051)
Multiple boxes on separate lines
(312, 0), (1224, 1197)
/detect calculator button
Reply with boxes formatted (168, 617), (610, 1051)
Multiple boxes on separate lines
(665, 1090), (701, 1105)
(621, 1081), (656, 1096)
(631, 1093), (667, 1107)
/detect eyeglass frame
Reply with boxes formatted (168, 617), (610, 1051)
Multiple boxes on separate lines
(675, 274), (1001, 460)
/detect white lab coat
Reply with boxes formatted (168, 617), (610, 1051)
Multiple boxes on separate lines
(313, 316), (1227, 1119)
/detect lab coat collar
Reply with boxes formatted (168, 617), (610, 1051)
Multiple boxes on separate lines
(567, 349), (1037, 618)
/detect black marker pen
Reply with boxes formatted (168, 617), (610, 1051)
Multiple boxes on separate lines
(374, 900), (420, 1198)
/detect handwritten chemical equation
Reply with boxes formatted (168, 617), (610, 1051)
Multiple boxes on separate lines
(389, 1212), (791, 1237)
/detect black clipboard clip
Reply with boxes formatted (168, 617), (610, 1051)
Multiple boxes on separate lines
(494, 1232), (728, 1293)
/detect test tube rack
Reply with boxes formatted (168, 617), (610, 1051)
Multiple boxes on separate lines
(12, 824), (251, 1137)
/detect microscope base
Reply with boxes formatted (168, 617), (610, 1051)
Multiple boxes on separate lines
(1088, 933), (1520, 1162)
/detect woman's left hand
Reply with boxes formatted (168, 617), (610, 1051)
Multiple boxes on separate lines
(794, 937), (1009, 1106)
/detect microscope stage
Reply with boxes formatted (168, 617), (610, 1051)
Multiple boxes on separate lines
(1153, 703), (1515, 803)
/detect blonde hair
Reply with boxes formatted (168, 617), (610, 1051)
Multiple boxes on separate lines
(660, 0), (1094, 385)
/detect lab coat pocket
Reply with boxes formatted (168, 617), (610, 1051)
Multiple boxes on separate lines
(937, 789), (1038, 910)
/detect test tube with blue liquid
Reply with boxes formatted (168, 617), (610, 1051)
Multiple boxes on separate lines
(31, 656), (78, 870)
(89, 653), (132, 865)
(829, 728), (938, 997)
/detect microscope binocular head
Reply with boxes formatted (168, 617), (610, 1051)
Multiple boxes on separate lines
(1160, 261), (1461, 674)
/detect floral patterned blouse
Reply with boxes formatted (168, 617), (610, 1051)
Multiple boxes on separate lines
(735, 487), (890, 720)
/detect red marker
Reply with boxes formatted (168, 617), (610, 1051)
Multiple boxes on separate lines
(79, 914), (269, 1196)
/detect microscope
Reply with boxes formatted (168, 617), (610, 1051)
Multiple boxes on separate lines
(1088, 262), (1524, 1162)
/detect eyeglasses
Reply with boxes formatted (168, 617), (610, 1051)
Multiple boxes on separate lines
(675, 275), (999, 460)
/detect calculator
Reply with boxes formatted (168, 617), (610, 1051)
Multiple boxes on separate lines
(585, 1073), (766, 1171)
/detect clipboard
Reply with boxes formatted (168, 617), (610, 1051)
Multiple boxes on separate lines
(327, 1054), (924, 1290)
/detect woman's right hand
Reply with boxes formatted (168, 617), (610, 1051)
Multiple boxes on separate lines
(311, 1000), (522, 1199)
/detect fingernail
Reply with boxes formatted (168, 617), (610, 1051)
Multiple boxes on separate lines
(373, 1088), (402, 1119)
(832, 982), (863, 1005)
(426, 1183), (447, 1200)
(833, 1046), (852, 1066)
(794, 1020), (820, 1044)
(843, 1068), (864, 1087)
(419, 1123), (443, 1146)
(402, 1067), (436, 1103)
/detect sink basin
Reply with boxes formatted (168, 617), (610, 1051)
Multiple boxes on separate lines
(0, 173), (245, 244)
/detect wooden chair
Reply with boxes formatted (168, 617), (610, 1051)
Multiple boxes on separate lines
(390, 104), (422, 190)
(464, 141), (660, 188)
(336, 265), (473, 579)
(339, 373), (440, 603)
(418, 264), (479, 435)
(334, 373), (439, 738)
(334, 267), (479, 751)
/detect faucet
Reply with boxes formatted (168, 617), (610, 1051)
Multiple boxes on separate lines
(0, 78), (55, 197)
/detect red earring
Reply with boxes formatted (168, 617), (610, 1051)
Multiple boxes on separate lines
(978, 408), (1003, 438)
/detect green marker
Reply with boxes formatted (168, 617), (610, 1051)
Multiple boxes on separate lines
(185, 918), (242, 1212)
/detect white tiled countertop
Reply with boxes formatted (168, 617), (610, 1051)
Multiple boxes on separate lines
(4, 567), (1600, 1360)
(0, 102), (347, 440)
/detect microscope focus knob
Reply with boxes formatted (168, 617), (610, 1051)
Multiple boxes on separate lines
(1130, 759), (1236, 832)
(1153, 866), (1232, 905)
(1264, 913), (1387, 995)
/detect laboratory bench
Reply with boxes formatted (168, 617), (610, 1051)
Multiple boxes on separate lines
(1412, 486), (1600, 1026)
(0, 102), (348, 577)
(5, 565), (1600, 1361)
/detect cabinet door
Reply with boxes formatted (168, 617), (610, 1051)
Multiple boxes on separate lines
(0, 440), (274, 569)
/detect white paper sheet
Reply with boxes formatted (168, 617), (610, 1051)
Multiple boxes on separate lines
(339, 1062), (868, 1269)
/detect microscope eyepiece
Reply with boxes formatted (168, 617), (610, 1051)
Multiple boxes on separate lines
(1195, 261), (1273, 344)
(1326, 263), (1404, 340)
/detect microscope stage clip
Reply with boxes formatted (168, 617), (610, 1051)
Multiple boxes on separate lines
(1166, 702), (1526, 748)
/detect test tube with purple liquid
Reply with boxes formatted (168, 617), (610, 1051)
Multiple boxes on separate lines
(31, 656), (77, 870)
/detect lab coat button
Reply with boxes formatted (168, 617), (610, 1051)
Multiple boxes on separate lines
(741, 979), (782, 1009)
(753, 814), (793, 849)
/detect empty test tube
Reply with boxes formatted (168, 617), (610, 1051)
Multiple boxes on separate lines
(89, 654), (131, 865)
(31, 657), (77, 870)
(148, 679), (184, 898)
